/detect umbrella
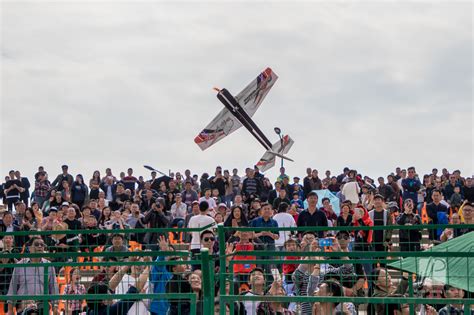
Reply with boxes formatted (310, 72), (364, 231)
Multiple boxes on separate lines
(303, 189), (341, 215)
(387, 231), (474, 292)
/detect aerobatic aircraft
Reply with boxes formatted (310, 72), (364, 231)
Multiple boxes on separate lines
(194, 67), (294, 172)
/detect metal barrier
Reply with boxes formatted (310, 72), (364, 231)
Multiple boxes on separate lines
(0, 225), (214, 315)
(217, 224), (474, 315)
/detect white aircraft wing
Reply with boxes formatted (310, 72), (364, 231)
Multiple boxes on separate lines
(194, 108), (242, 150)
(235, 67), (278, 116)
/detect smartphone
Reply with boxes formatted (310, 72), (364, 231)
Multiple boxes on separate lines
(271, 268), (281, 282)
(319, 238), (333, 248)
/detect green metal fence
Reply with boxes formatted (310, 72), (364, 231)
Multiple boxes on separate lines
(217, 224), (474, 315)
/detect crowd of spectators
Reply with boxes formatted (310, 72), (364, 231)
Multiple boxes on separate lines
(0, 164), (473, 314)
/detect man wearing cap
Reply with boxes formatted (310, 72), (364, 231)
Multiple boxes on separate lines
(369, 194), (393, 254)
(51, 165), (73, 190)
(33, 171), (51, 208)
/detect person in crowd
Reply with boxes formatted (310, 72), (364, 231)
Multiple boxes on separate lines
(223, 205), (249, 240)
(402, 167), (422, 205)
(297, 192), (328, 238)
(438, 284), (468, 315)
(7, 237), (59, 315)
(187, 201), (216, 261)
(70, 174), (88, 210)
(86, 256), (150, 315)
(341, 170), (360, 205)
(368, 194), (393, 254)
(337, 202), (353, 227)
(368, 269), (410, 315)
(115, 255), (151, 315)
(62, 268), (86, 315)
(272, 189), (291, 211)
(273, 202), (297, 251)
(51, 165), (74, 190)
(141, 199), (169, 249)
(104, 233), (129, 261)
(170, 193), (187, 228)
(426, 189), (449, 240)
(397, 198), (422, 252)
(34, 171), (50, 208)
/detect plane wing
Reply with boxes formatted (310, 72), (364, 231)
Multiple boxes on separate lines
(235, 67), (278, 116)
(256, 135), (294, 172)
(194, 108), (242, 150)
(194, 68), (278, 151)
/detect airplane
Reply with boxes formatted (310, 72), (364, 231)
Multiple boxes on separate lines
(194, 67), (294, 172)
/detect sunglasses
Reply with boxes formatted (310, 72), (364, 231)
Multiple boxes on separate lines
(203, 237), (215, 242)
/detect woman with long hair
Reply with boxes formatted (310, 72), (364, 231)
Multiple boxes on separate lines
(71, 174), (88, 210)
(98, 206), (112, 229)
(397, 198), (422, 252)
(352, 206), (373, 277)
(223, 205), (249, 240)
(89, 171), (101, 187)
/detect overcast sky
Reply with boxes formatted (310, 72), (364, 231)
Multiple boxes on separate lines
(1, 1), (472, 182)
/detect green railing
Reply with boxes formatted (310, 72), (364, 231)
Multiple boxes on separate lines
(0, 225), (214, 315)
(217, 224), (474, 315)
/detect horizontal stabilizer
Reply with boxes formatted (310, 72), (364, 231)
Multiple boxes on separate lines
(256, 135), (294, 172)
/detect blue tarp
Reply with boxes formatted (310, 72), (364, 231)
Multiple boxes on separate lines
(303, 189), (341, 215)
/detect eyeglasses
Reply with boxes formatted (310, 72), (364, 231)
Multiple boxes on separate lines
(33, 242), (45, 247)
(203, 237), (215, 242)
(336, 235), (350, 240)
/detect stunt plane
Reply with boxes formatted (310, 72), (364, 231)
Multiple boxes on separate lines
(194, 67), (294, 172)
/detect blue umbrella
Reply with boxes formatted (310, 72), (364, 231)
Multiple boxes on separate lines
(303, 189), (341, 215)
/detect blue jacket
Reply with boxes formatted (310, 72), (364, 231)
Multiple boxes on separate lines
(150, 255), (173, 314)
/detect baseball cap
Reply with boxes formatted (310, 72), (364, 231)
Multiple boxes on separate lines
(373, 194), (385, 200)
(218, 203), (227, 208)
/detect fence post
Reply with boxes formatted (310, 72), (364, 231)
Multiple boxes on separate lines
(43, 265), (49, 315)
(217, 223), (226, 315)
(201, 248), (213, 314)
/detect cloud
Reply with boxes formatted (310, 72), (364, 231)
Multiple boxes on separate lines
(1, 2), (472, 181)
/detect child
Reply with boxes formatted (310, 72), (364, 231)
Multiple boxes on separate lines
(282, 239), (300, 312)
(63, 268), (86, 315)
(291, 192), (304, 209)
(449, 186), (463, 211)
